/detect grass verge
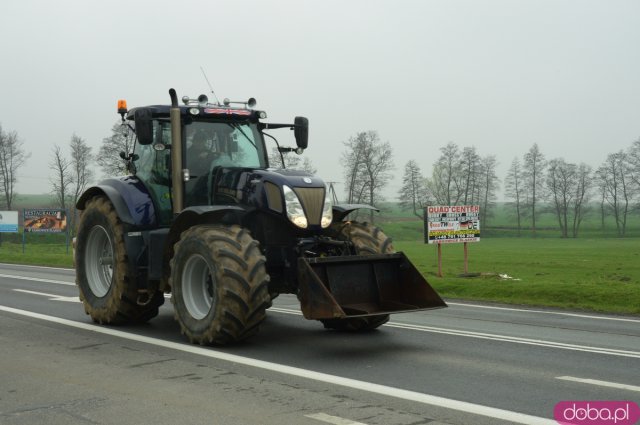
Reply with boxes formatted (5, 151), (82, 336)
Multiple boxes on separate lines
(395, 238), (640, 315)
(0, 243), (73, 269)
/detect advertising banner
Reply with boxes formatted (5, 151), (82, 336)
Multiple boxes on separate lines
(0, 211), (19, 233)
(424, 205), (480, 244)
(23, 209), (67, 233)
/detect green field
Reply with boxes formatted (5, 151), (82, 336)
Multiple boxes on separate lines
(1, 197), (639, 316)
(394, 238), (640, 315)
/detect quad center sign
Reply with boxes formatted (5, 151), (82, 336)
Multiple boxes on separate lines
(424, 205), (481, 244)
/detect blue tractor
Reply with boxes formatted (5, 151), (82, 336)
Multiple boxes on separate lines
(74, 89), (446, 345)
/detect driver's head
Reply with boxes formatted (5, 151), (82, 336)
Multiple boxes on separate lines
(192, 130), (207, 148)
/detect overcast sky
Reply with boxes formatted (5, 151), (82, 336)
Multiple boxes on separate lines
(1, 0), (639, 201)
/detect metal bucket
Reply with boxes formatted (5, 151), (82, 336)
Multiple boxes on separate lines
(297, 253), (447, 320)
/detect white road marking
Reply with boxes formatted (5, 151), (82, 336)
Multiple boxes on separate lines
(268, 307), (640, 359)
(305, 412), (368, 425)
(447, 302), (640, 324)
(0, 274), (75, 286)
(5, 270), (639, 358)
(556, 376), (640, 393)
(386, 322), (640, 359)
(3, 265), (638, 324)
(0, 263), (73, 271)
(13, 289), (80, 302)
(0, 305), (555, 425)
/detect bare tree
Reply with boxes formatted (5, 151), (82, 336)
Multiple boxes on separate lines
(459, 146), (481, 204)
(0, 124), (30, 210)
(342, 133), (368, 204)
(341, 131), (394, 222)
(426, 142), (462, 205)
(97, 121), (133, 176)
(504, 158), (524, 235)
(522, 143), (546, 236)
(597, 151), (632, 237)
(49, 145), (74, 211)
(478, 155), (499, 227)
(268, 147), (317, 174)
(571, 163), (592, 237)
(546, 158), (576, 238)
(628, 138), (640, 190)
(70, 134), (94, 232)
(596, 176), (608, 232)
(398, 160), (430, 218)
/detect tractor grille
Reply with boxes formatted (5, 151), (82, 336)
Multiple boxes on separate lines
(265, 182), (283, 213)
(293, 187), (325, 226)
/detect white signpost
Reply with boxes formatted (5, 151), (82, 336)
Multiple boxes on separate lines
(424, 205), (481, 277)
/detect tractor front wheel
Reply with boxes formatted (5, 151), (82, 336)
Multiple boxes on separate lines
(170, 225), (271, 345)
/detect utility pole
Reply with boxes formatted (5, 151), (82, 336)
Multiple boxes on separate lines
(326, 181), (340, 204)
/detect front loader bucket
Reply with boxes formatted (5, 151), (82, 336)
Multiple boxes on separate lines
(298, 253), (446, 320)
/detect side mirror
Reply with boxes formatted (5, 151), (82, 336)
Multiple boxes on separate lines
(134, 108), (153, 145)
(294, 116), (309, 150)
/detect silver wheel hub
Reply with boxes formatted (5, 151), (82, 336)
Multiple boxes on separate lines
(182, 254), (214, 320)
(85, 225), (113, 298)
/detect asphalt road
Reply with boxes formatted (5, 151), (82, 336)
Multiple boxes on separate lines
(1, 263), (638, 425)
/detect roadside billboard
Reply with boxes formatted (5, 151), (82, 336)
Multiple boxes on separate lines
(23, 209), (67, 233)
(0, 211), (19, 233)
(424, 205), (480, 244)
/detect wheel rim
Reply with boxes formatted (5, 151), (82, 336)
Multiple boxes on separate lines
(85, 225), (114, 298)
(181, 254), (214, 320)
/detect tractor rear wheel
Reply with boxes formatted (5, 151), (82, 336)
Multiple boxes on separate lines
(170, 225), (271, 345)
(320, 221), (394, 331)
(75, 196), (162, 324)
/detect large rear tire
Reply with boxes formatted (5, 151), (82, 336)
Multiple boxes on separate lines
(75, 196), (162, 324)
(320, 221), (394, 331)
(170, 225), (271, 345)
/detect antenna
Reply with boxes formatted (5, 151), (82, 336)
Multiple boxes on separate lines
(200, 66), (221, 105)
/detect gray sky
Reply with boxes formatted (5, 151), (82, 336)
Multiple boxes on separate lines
(2, 0), (639, 200)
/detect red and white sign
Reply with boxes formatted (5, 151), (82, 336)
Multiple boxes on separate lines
(424, 205), (480, 244)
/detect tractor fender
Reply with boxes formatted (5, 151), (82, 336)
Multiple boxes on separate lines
(76, 178), (156, 227)
(161, 205), (247, 284)
(332, 203), (379, 222)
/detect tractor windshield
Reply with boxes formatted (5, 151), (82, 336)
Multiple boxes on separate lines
(185, 120), (266, 177)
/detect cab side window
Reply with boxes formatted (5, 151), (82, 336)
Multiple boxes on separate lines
(134, 120), (172, 224)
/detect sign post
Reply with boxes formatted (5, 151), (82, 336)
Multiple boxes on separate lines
(424, 205), (480, 276)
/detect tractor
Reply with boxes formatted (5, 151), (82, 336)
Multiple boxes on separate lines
(74, 88), (446, 345)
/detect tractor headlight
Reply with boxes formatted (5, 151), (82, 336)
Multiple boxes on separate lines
(283, 185), (308, 229)
(320, 189), (333, 228)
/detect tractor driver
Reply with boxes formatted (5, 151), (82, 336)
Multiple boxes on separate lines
(188, 129), (219, 178)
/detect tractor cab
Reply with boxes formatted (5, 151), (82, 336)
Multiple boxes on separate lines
(118, 97), (275, 223)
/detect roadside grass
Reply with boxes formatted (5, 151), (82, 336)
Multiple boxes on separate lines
(0, 242), (73, 269)
(0, 231), (73, 268)
(394, 238), (640, 315)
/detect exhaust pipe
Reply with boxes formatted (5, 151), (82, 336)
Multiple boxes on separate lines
(169, 88), (183, 215)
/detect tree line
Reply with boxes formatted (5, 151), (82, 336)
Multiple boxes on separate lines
(1, 119), (639, 237)
(394, 139), (640, 238)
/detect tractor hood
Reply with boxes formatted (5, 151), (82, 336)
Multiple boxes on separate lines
(207, 167), (329, 231)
